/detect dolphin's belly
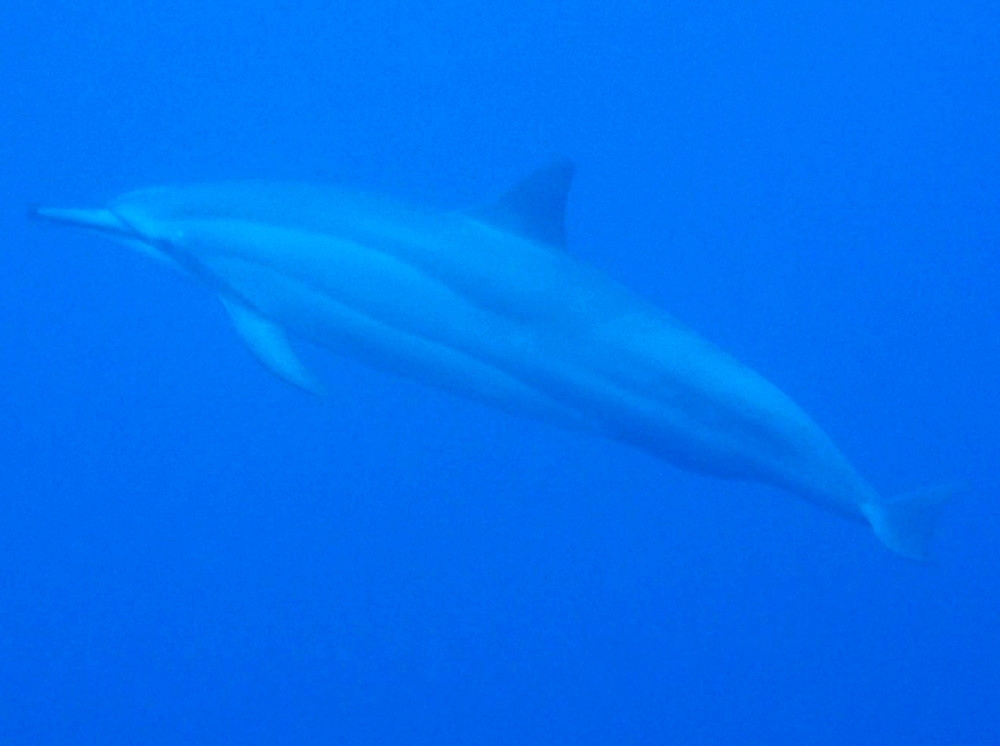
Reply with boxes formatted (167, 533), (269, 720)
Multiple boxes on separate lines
(198, 253), (597, 431)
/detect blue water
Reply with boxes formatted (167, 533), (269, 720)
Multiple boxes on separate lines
(3, 1), (998, 743)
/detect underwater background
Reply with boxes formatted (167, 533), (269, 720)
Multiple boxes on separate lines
(2, 1), (998, 743)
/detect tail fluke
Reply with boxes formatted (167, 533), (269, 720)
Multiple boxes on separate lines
(863, 485), (960, 561)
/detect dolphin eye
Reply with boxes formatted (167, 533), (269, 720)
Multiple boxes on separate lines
(158, 229), (186, 249)
(148, 230), (184, 254)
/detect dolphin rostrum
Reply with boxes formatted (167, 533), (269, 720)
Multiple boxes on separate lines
(29, 161), (953, 559)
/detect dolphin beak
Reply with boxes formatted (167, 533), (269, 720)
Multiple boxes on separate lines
(27, 206), (134, 239)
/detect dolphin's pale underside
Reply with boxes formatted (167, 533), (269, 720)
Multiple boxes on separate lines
(29, 162), (954, 559)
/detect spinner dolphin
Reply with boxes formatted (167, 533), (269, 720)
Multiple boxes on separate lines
(30, 162), (953, 559)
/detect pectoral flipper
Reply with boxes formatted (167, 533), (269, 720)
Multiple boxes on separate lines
(221, 296), (322, 395)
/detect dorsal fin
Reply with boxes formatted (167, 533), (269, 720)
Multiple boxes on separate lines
(472, 159), (575, 248)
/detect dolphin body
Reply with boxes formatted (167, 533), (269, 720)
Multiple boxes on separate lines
(30, 162), (951, 559)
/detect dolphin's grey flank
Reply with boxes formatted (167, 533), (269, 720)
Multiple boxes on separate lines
(30, 161), (953, 559)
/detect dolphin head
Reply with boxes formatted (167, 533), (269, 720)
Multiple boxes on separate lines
(29, 186), (198, 270)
